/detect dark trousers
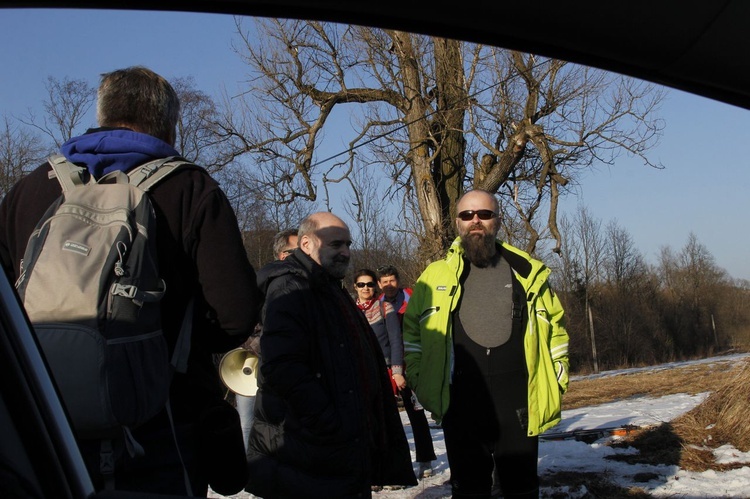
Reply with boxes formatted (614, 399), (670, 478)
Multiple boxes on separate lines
(400, 385), (437, 463)
(442, 374), (539, 499)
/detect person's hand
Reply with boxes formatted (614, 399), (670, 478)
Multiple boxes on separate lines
(392, 373), (407, 390)
(241, 335), (261, 356)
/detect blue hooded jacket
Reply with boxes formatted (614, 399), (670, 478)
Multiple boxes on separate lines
(60, 127), (180, 179)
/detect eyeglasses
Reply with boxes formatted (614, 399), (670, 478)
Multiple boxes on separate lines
(355, 281), (376, 288)
(457, 209), (497, 221)
(281, 248), (295, 255)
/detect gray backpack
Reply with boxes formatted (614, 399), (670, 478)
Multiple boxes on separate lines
(15, 154), (193, 445)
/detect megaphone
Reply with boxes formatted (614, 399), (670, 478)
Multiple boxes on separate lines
(219, 348), (259, 397)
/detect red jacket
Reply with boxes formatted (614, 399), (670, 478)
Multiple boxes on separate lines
(379, 287), (412, 321)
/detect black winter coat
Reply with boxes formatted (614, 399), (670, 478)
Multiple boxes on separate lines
(246, 251), (416, 498)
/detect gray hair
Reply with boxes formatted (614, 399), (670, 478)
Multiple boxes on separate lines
(96, 66), (180, 145)
(272, 228), (298, 258)
(297, 215), (319, 240)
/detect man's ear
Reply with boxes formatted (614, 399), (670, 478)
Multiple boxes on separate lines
(299, 234), (313, 255)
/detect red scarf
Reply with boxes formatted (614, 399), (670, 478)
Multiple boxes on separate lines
(356, 298), (377, 312)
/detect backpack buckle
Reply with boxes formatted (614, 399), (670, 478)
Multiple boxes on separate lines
(111, 283), (138, 299)
(512, 304), (523, 320)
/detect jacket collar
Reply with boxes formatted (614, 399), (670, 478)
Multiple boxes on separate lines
(448, 237), (549, 293)
(260, 249), (342, 291)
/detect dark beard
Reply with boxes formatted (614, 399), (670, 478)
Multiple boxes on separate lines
(326, 257), (350, 279)
(461, 231), (496, 267)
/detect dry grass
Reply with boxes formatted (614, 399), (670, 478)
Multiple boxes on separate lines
(670, 359), (750, 471)
(563, 360), (740, 411)
(544, 355), (750, 497)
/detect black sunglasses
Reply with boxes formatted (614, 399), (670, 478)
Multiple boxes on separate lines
(457, 209), (497, 221)
(355, 281), (376, 288)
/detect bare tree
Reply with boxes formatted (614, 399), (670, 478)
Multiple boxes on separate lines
(557, 205), (607, 371)
(172, 76), (245, 174)
(604, 220), (648, 288)
(658, 233), (728, 356)
(552, 210), (750, 370)
(21, 76), (95, 148)
(343, 162), (422, 281)
(171, 76), (314, 256)
(343, 162), (390, 252)
(221, 18), (665, 261)
(562, 205), (607, 291)
(720, 277), (750, 347)
(599, 220), (666, 366)
(679, 233), (726, 308)
(0, 116), (46, 199)
(212, 157), (312, 268)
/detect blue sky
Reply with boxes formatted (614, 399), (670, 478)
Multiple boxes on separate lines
(2, 8), (749, 281)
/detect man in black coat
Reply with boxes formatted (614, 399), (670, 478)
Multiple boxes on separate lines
(245, 212), (416, 498)
(0, 66), (261, 496)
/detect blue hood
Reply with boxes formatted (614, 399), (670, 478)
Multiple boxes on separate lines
(60, 128), (180, 178)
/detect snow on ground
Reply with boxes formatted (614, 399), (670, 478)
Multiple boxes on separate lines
(211, 353), (750, 498)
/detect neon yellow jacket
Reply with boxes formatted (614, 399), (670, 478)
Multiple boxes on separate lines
(403, 238), (570, 436)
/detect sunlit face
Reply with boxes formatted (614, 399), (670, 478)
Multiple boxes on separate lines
(378, 274), (399, 299)
(456, 191), (500, 266)
(354, 276), (377, 301)
(456, 190), (500, 240)
(301, 222), (352, 279)
(278, 235), (299, 260)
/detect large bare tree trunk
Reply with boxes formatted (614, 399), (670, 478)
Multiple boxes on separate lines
(389, 31), (444, 261)
(431, 38), (467, 246)
(224, 19), (665, 262)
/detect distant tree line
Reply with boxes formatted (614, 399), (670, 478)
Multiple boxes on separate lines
(552, 206), (750, 373)
(340, 202), (750, 375)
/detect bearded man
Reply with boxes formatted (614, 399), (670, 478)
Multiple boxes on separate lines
(245, 212), (415, 498)
(402, 189), (570, 499)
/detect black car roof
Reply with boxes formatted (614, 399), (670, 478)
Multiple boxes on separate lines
(3, 1), (748, 110)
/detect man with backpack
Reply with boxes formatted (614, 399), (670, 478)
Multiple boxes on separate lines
(0, 66), (261, 496)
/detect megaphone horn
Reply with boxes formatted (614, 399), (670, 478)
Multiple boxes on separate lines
(242, 357), (255, 376)
(219, 348), (260, 397)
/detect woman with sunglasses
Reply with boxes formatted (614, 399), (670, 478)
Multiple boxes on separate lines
(353, 269), (407, 463)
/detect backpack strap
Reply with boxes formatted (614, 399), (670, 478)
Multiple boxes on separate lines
(172, 297), (194, 375)
(166, 298), (195, 495)
(128, 156), (192, 192)
(48, 154), (87, 191)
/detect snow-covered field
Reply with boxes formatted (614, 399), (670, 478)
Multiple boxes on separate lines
(211, 353), (750, 498)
